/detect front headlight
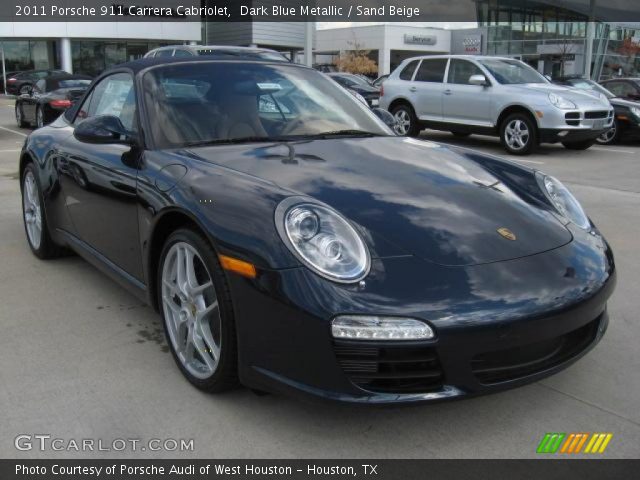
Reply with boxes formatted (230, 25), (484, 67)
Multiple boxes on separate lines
(275, 198), (370, 283)
(536, 173), (590, 229)
(630, 106), (640, 118)
(548, 92), (577, 110)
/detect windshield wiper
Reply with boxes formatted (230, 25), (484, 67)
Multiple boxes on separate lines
(183, 136), (292, 147)
(308, 130), (386, 139)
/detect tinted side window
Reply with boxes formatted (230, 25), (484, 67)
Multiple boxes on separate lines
(75, 73), (137, 131)
(447, 60), (484, 85)
(173, 49), (192, 57)
(155, 49), (174, 58)
(415, 59), (448, 83)
(399, 60), (419, 81)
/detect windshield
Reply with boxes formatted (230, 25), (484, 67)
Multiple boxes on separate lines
(478, 59), (547, 85)
(567, 79), (615, 99)
(143, 62), (390, 148)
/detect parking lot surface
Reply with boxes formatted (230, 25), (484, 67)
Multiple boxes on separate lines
(0, 98), (639, 459)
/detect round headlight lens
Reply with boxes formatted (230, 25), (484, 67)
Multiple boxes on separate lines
(278, 201), (370, 283)
(548, 92), (577, 110)
(537, 173), (590, 229)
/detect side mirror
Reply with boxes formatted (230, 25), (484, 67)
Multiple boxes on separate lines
(372, 107), (398, 131)
(74, 115), (134, 144)
(469, 74), (489, 86)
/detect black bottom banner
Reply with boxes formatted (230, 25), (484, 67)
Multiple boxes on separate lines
(2, 459), (638, 480)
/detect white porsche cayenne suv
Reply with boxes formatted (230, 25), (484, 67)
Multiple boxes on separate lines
(379, 55), (614, 155)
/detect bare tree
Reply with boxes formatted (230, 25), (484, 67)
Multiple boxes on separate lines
(334, 36), (378, 76)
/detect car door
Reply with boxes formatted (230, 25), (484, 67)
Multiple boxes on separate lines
(56, 71), (144, 280)
(412, 58), (448, 121)
(442, 59), (492, 126)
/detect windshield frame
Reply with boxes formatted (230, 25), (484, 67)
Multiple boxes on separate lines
(139, 60), (392, 150)
(478, 58), (549, 85)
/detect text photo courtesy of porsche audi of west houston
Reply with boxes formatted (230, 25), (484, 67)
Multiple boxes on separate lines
(1, 0), (640, 479)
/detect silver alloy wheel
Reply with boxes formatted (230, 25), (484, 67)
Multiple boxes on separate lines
(23, 171), (42, 249)
(161, 242), (221, 379)
(598, 124), (616, 144)
(19, 85), (30, 95)
(15, 106), (23, 126)
(394, 109), (410, 135)
(504, 119), (530, 151)
(36, 108), (44, 128)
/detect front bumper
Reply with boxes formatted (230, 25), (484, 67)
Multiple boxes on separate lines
(537, 106), (614, 143)
(229, 224), (616, 404)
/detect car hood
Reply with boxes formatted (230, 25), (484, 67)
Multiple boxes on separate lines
(510, 83), (611, 107)
(186, 137), (572, 266)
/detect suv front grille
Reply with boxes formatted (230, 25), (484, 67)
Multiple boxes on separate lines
(471, 316), (601, 384)
(585, 111), (609, 119)
(333, 341), (444, 394)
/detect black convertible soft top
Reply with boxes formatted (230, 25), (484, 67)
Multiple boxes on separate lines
(114, 54), (298, 75)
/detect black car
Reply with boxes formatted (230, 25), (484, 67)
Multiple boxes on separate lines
(19, 57), (615, 404)
(556, 77), (640, 144)
(327, 72), (381, 107)
(15, 74), (92, 128)
(5, 69), (67, 95)
(1, 70), (23, 93)
(372, 74), (389, 88)
(600, 77), (640, 102)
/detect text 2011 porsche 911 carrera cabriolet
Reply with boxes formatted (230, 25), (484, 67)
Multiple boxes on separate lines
(19, 56), (616, 404)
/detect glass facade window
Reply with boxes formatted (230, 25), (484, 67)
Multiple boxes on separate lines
(71, 40), (177, 76)
(0, 40), (57, 72)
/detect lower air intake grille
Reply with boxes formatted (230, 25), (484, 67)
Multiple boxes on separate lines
(471, 316), (601, 384)
(333, 341), (444, 394)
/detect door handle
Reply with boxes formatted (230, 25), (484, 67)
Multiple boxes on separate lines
(409, 86), (417, 92)
(444, 89), (452, 95)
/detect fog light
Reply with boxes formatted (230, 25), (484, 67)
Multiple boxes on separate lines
(558, 130), (569, 137)
(331, 316), (434, 340)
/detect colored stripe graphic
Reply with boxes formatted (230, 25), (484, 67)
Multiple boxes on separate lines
(539, 433), (613, 454)
(537, 433), (565, 453)
(559, 433), (589, 453)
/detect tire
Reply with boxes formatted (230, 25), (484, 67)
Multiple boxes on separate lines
(36, 106), (45, 129)
(391, 104), (420, 137)
(21, 163), (64, 259)
(451, 131), (470, 138)
(562, 139), (596, 150)
(19, 84), (31, 95)
(158, 228), (238, 392)
(500, 113), (538, 155)
(596, 119), (620, 145)
(15, 104), (28, 128)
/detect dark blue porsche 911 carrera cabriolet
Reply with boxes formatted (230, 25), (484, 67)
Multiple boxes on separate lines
(19, 55), (615, 404)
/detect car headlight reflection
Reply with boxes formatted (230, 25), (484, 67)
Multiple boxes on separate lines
(630, 106), (640, 118)
(537, 173), (590, 229)
(277, 200), (370, 283)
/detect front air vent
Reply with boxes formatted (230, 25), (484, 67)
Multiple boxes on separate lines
(333, 341), (444, 394)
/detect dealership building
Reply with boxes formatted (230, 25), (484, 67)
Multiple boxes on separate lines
(0, 22), (201, 77)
